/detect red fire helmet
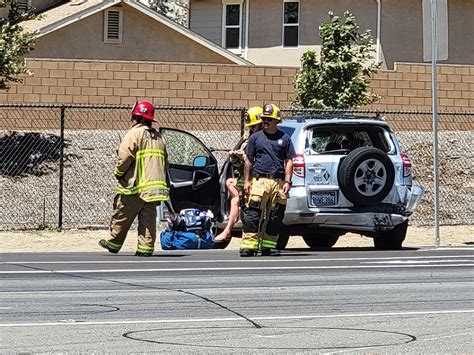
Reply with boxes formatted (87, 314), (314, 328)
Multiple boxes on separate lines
(131, 100), (156, 122)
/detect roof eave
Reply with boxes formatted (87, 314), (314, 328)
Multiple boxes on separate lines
(37, 0), (120, 38)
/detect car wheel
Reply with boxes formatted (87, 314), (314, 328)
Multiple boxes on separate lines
(338, 147), (395, 207)
(302, 233), (339, 249)
(276, 224), (290, 250)
(373, 221), (408, 250)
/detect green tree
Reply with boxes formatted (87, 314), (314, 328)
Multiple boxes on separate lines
(293, 11), (380, 109)
(149, 0), (188, 27)
(0, 0), (38, 91)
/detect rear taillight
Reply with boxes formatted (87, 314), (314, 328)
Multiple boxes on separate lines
(400, 152), (412, 177)
(293, 153), (305, 178)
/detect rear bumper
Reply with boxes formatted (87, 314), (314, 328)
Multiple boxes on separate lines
(217, 186), (424, 233)
(283, 210), (406, 232)
(282, 185), (423, 232)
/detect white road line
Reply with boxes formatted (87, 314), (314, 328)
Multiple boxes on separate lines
(364, 260), (474, 264)
(0, 264), (473, 274)
(3, 254), (474, 265)
(0, 309), (472, 328)
(2, 280), (473, 295)
(422, 248), (474, 251)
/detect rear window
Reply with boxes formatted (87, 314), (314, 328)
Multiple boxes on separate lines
(307, 125), (390, 154)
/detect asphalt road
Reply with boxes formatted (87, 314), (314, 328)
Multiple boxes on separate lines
(1, 247), (473, 354)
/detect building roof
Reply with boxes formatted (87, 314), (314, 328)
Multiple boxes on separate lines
(21, 0), (252, 65)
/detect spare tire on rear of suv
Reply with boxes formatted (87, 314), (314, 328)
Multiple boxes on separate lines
(338, 147), (395, 207)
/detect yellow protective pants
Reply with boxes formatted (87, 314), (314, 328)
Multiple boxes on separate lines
(107, 194), (158, 255)
(240, 177), (287, 251)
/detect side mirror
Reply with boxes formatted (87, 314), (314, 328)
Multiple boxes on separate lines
(193, 156), (208, 168)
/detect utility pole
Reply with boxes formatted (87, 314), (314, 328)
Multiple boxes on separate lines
(430, 0), (440, 246)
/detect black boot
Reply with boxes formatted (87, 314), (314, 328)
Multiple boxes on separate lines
(98, 239), (119, 254)
(261, 248), (281, 256)
(240, 249), (256, 257)
(135, 251), (153, 257)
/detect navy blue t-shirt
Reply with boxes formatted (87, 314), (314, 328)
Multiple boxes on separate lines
(245, 129), (296, 176)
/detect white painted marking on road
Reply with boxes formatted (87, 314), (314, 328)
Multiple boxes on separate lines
(364, 259), (474, 264)
(421, 248), (474, 251)
(0, 263), (473, 274)
(3, 254), (473, 265)
(2, 281), (473, 295)
(0, 309), (472, 328)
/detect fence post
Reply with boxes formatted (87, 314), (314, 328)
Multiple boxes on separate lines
(240, 107), (246, 137)
(58, 105), (65, 230)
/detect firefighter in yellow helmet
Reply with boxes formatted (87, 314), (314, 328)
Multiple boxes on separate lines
(240, 103), (296, 256)
(99, 100), (169, 257)
(213, 106), (263, 243)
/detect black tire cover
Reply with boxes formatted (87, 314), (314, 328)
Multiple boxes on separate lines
(338, 146), (395, 207)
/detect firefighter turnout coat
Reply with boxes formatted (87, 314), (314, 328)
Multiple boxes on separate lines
(114, 123), (169, 202)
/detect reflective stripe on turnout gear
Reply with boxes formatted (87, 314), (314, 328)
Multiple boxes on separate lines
(240, 239), (259, 250)
(106, 240), (122, 252)
(240, 177), (287, 250)
(116, 180), (169, 195)
(137, 244), (154, 253)
(114, 167), (124, 177)
(114, 130), (169, 202)
(261, 238), (277, 249)
(117, 148), (169, 202)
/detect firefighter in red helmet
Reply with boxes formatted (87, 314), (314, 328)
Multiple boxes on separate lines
(99, 99), (169, 256)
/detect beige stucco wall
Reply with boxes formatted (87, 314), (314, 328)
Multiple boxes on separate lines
(28, 4), (234, 64)
(239, 0), (474, 69)
(246, 0), (378, 67)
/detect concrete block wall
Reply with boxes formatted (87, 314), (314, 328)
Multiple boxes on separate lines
(0, 58), (473, 131)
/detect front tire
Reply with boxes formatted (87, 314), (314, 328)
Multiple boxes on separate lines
(373, 221), (408, 250)
(302, 233), (340, 249)
(276, 224), (290, 250)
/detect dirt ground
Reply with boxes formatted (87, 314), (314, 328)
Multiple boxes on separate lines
(0, 225), (472, 253)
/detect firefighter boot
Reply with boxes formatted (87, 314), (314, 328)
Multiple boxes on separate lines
(240, 249), (256, 257)
(135, 251), (153, 257)
(261, 248), (281, 256)
(99, 239), (120, 254)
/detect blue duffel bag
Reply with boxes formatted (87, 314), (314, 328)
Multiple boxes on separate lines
(160, 229), (214, 250)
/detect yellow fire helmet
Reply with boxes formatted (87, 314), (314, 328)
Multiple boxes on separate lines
(261, 103), (282, 120)
(244, 106), (263, 127)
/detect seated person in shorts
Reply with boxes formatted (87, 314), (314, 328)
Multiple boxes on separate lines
(213, 106), (263, 243)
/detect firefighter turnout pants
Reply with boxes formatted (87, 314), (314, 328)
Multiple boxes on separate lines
(107, 194), (158, 255)
(240, 177), (287, 251)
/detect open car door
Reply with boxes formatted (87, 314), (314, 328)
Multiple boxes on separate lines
(159, 128), (220, 218)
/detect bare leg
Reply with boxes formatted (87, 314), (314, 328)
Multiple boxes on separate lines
(214, 178), (240, 242)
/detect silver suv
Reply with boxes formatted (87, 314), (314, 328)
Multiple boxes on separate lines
(159, 114), (423, 250)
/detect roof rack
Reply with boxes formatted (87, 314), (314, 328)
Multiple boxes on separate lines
(282, 113), (385, 122)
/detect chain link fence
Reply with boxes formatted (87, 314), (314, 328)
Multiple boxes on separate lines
(0, 104), (244, 230)
(1, 104), (472, 230)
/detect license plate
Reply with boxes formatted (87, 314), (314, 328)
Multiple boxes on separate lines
(311, 191), (337, 206)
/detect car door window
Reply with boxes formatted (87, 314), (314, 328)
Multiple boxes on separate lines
(161, 130), (211, 167)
